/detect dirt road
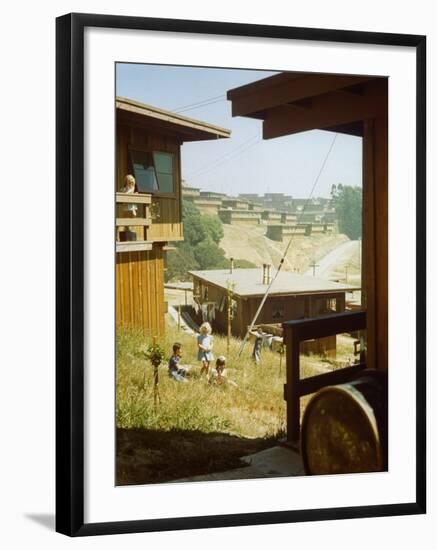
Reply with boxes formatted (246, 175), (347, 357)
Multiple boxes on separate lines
(305, 240), (359, 279)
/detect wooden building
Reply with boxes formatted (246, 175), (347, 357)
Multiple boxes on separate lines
(189, 267), (359, 339)
(227, 71), (388, 444)
(227, 72), (388, 372)
(116, 97), (230, 335)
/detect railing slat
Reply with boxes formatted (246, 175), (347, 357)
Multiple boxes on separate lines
(298, 363), (367, 396)
(283, 311), (366, 340)
(282, 310), (367, 444)
(116, 192), (152, 204)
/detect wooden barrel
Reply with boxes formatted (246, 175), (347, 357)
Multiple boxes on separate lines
(301, 370), (387, 475)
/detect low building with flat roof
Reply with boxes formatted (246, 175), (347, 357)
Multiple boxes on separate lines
(189, 267), (360, 341)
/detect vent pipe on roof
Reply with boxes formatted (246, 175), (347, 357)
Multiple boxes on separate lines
(262, 263), (271, 285)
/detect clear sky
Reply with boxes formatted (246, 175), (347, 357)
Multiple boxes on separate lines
(116, 63), (362, 198)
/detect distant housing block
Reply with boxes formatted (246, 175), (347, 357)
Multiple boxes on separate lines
(218, 209), (261, 225)
(222, 198), (250, 210)
(192, 197), (223, 214)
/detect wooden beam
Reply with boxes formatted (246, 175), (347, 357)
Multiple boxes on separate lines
(263, 79), (387, 139)
(283, 311), (367, 341)
(298, 363), (367, 396)
(116, 217), (151, 226)
(116, 192), (151, 204)
(362, 119), (376, 371)
(116, 241), (153, 253)
(324, 121), (363, 137)
(229, 74), (376, 118)
(374, 116), (388, 370)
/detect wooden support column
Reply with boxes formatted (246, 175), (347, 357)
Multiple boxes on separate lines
(284, 328), (301, 443)
(362, 115), (388, 370)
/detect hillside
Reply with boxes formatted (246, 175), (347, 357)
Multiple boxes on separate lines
(219, 223), (349, 274)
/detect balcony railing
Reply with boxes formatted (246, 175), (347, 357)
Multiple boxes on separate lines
(116, 192), (152, 253)
(282, 310), (367, 444)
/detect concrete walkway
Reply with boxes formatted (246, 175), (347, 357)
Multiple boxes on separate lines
(172, 445), (305, 483)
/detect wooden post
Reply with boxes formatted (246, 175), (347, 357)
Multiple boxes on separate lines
(279, 344), (284, 375)
(152, 336), (160, 409)
(362, 114), (388, 371)
(284, 328), (301, 444)
(226, 280), (236, 355)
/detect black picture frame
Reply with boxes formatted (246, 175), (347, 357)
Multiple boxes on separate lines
(56, 12), (426, 537)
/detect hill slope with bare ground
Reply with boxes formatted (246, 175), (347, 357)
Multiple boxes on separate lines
(219, 223), (349, 274)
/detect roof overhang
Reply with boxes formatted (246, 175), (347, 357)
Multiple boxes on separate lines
(227, 72), (388, 138)
(116, 97), (231, 142)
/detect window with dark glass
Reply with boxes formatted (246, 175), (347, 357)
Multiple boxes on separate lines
(129, 150), (175, 194)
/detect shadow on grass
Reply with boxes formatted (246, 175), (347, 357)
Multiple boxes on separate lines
(116, 427), (281, 486)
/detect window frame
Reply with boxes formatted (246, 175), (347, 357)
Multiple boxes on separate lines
(128, 148), (177, 198)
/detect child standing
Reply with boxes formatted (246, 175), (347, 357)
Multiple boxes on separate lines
(250, 327), (264, 364)
(121, 174), (138, 217)
(197, 322), (214, 380)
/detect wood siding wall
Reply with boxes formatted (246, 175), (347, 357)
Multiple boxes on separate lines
(116, 122), (183, 242)
(194, 277), (346, 339)
(116, 247), (165, 336)
(362, 116), (388, 371)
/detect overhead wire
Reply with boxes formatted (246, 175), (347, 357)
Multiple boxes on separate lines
(237, 132), (339, 356)
(184, 134), (261, 180)
(173, 94), (226, 113)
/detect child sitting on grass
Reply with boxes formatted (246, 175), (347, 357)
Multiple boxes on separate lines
(209, 356), (238, 387)
(168, 342), (190, 383)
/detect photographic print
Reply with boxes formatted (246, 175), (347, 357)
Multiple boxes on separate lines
(115, 63), (387, 486)
(56, 13), (425, 535)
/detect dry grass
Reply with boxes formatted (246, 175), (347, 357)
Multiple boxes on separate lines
(116, 322), (287, 439)
(116, 320), (359, 484)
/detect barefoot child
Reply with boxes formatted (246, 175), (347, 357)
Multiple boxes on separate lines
(197, 322), (214, 380)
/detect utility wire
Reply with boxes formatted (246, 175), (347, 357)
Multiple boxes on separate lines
(237, 133), (339, 357)
(176, 98), (227, 114)
(173, 94), (226, 113)
(184, 134), (260, 179)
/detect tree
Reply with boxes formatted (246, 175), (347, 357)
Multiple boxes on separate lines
(181, 201), (223, 246)
(193, 239), (228, 270)
(165, 200), (256, 282)
(165, 243), (199, 282)
(331, 184), (362, 240)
